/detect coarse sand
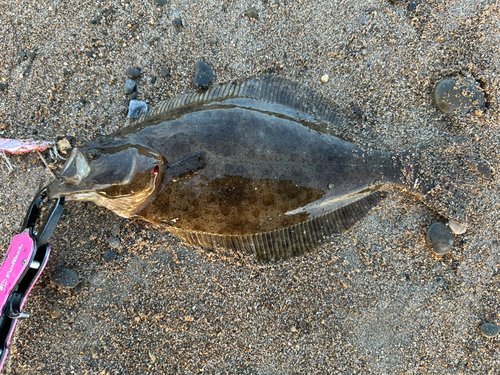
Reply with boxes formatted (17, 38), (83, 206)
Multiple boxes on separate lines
(0, 0), (499, 374)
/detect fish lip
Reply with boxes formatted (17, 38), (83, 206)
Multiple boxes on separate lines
(60, 148), (91, 185)
(47, 178), (95, 199)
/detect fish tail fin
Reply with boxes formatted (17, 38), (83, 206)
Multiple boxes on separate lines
(398, 137), (489, 226)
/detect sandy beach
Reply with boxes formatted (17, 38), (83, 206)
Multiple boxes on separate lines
(0, 0), (499, 373)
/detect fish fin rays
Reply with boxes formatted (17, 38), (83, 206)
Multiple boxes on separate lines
(169, 190), (388, 261)
(129, 76), (373, 146)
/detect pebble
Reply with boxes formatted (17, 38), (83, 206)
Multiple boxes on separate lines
(56, 138), (71, 154)
(150, 75), (157, 84)
(161, 67), (171, 78)
(480, 322), (499, 338)
(85, 51), (94, 58)
(426, 223), (454, 255)
(321, 74), (329, 83)
(408, 1), (417, 11)
(51, 267), (79, 289)
(476, 162), (493, 180)
(245, 7), (259, 19)
(126, 67), (140, 79)
(447, 221), (467, 235)
(390, 0), (406, 4)
(124, 78), (136, 94)
(153, 0), (169, 4)
(128, 92), (138, 100)
(0, 83), (6, 91)
(208, 36), (218, 45)
(27, 50), (36, 58)
(172, 18), (184, 27)
(108, 236), (121, 249)
(434, 77), (485, 114)
(193, 60), (213, 89)
(127, 100), (148, 119)
(111, 224), (120, 236)
(49, 303), (61, 319)
(103, 250), (117, 262)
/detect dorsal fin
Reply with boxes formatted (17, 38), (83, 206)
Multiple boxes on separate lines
(130, 76), (370, 146)
(169, 191), (387, 261)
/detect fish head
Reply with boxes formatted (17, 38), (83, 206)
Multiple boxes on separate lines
(48, 143), (166, 217)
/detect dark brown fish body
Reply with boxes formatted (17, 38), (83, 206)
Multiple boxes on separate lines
(48, 77), (483, 260)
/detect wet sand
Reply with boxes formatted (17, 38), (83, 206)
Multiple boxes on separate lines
(0, 1), (499, 374)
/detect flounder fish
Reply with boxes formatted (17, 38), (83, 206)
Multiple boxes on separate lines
(48, 76), (484, 260)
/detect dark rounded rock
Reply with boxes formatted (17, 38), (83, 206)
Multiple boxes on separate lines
(476, 162), (493, 180)
(86, 51), (94, 58)
(245, 7), (259, 19)
(161, 67), (171, 78)
(0, 83), (6, 91)
(150, 75), (157, 84)
(128, 92), (138, 100)
(51, 267), (79, 289)
(124, 78), (136, 94)
(104, 250), (117, 262)
(408, 1), (417, 10)
(27, 50), (36, 58)
(434, 77), (485, 115)
(172, 18), (184, 27)
(426, 222), (454, 256)
(126, 67), (141, 79)
(194, 60), (213, 89)
(480, 322), (499, 338)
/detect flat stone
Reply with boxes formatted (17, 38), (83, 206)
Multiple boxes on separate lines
(426, 222), (454, 256)
(245, 7), (259, 19)
(193, 60), (213, 89)
(434, 77), (485, 115)
(153, 0), (169, 4)
(126, 67), (140, 78)
(104, 250), (117, 262)
(127, 100), (147, 119)
(51, 267), (79, 289)
(480, 322), (499, 338)
(108, 236), (121, 248)
(124, 78), (136, 94)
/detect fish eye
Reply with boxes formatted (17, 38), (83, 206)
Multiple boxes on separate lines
(86, 148), (101, 159)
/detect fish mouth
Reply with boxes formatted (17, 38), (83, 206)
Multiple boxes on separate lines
(48, 148), (93, 199)
(61, 148), (91, 185)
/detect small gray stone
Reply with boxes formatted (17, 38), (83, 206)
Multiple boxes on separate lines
(108, 236), (121, 248)
(408, 1), (417, 11)
(150, 75), (157, 84)
(0, 83), (6, 91)
(153, 0), (169, 4)
(172, 18), (184, 27)
(128, 92), (138, 100)
(426, 222), (454, 256)
(51, 267), (79, 289)
(126, 67), (141, 78)
(434, 77), (485, 115)
(245, 7), (259, 19)
(161, 67), (171, 78)
(480, 322), (499, 338)
(27, 50), (36, 58)
(127, 100), (148, 119)
(104, 250), (117, 262)
(476, 162), (493, 180)
(193, 60), (213, 89)
(208, 36), (218, 45)
(124, 78), (136, 94)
